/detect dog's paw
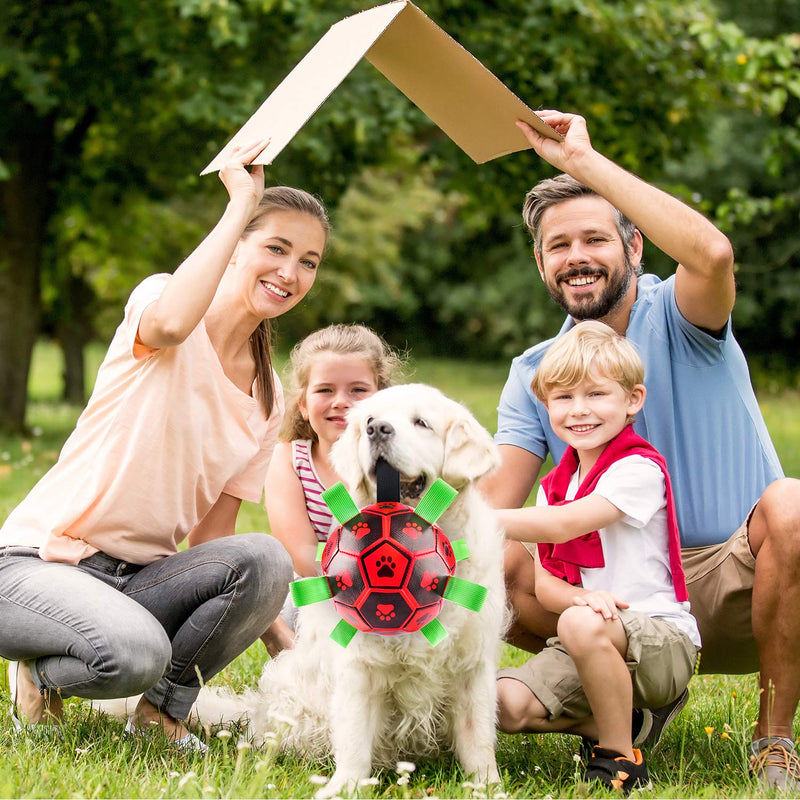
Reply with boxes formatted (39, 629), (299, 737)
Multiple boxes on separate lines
(314, 773), (361, 799)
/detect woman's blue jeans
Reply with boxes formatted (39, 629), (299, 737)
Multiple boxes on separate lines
(0, 534), (291, 719)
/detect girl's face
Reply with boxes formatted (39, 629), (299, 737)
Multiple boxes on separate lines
(299, 353), (379, 447)
(233, 210), (327, 320)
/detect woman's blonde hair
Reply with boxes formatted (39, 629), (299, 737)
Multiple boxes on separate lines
(281, 324), (404, 442)
(242, 187), (330, 420)
(531, 320), (644, 402)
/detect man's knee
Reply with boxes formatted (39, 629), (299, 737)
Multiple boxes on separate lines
(752, 478), (800, 561)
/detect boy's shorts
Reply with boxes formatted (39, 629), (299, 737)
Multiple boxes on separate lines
(681, 510), (757, 674)
(521, 506), (758, 677)
(497, 609), (699, 720)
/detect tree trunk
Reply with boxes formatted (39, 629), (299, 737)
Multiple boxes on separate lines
(55, 274), (96, 406)
(59, 328), (87, 406)
(0, 114), (54, 433)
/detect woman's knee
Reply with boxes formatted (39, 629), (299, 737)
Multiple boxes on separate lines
(204, 533), (293, 613)
(89, 618), (172, 697)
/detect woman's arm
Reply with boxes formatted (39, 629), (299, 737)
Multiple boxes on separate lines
(265, 442), (323, 577)
(497, 493), (625, 544)
(137, 139), (269, 349)
(188, 492), (242, 546)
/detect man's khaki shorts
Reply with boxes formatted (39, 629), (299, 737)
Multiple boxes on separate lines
(498, 609), (699, 719)
(520, 509), (758, 676)
(681, 512), (758, 674)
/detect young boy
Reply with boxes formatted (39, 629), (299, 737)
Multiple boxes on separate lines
(495, 320), (700, 792)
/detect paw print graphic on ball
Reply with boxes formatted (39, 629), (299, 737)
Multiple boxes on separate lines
(420, 571), (439, 592)
(376, 603), (396, 621)
(352, 522), (371, 540)
(377, 555), (396, 578)
(335, 572), (353, 591)
(402, 521), (424, 539)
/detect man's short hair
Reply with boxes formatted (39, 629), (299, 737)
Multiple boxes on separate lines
(531, 320), (645, 403)
(522, 174), (637, 261)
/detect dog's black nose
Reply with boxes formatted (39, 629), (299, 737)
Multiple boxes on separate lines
(366, 419), (394, 440)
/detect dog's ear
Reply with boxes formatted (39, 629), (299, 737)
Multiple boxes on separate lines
(441, 408), (500, 487)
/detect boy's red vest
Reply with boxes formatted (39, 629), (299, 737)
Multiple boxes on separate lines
(537, 424), (688, 601)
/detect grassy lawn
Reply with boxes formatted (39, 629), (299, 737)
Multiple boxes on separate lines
(0, 340), (798, 797)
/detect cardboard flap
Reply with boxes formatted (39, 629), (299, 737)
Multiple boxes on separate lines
(201, 1), (560, 175)
(365, 3), (560, 164)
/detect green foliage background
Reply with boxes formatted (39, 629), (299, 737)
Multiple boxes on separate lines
(1, 0), (800, 430)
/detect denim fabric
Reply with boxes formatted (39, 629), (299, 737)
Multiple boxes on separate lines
(0, 534), (291, 719)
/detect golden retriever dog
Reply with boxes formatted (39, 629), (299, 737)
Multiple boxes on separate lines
(100, 385), (508, 797)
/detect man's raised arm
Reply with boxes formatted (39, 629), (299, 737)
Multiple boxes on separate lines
(518, 111), (735, 332)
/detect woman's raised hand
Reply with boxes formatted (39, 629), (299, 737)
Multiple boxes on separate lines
(218, 138), (270, 214)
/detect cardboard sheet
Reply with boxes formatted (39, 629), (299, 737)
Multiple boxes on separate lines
(201, 1), (561, 174)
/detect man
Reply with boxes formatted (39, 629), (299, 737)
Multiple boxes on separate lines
(483, 109), (800, 788)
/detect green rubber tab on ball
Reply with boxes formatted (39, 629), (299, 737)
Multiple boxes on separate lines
(451, 539), (470, 562)
(330, 619), (358, 648)
(290, 576), (333, 607)
(414, 479), (457, 524)
(321, 482), (360, 524)
(316, 542), (325, 562)
(420, 618), (448, 646)
(443, 576), (488, 612)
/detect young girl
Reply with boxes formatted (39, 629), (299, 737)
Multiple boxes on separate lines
(0, 140), (329, 751)
(262, 324), (402, 652)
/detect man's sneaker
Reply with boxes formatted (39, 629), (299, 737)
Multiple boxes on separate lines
(749, 737), (800, 791)
(585, 745), (649, 793)
(632, 687), (690, 749)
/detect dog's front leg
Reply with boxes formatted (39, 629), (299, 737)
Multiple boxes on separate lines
(451, 662), (501, 787)
(315, 663), (386, 799)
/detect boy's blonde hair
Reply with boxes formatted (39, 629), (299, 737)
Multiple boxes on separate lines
(281, 324), (404, 442)
(531, 320), (644, 402)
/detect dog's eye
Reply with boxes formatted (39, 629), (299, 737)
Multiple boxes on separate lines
(414, 417), (430, 429)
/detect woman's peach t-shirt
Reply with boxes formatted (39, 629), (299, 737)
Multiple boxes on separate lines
(0, 274), (283, 565)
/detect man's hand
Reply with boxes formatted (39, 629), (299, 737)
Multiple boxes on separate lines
(517, 110), (594, 174)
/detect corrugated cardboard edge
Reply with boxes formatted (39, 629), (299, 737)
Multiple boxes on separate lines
(201, 1), (560, 174)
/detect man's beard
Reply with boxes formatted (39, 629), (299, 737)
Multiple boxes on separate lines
(547, 256), (635, 321)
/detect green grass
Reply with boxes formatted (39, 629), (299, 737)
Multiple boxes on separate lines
(1, 340), (799, 798)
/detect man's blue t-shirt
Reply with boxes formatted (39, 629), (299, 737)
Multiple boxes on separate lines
(495, 273), (783, 548)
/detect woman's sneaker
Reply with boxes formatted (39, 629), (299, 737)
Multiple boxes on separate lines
(585, 745), (650, 793)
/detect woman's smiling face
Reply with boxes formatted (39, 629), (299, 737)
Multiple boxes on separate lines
(234, 209), (327, 320)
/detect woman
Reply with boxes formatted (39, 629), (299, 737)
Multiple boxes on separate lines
(0, 140), (329, 751)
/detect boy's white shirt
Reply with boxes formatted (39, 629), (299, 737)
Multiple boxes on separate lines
(537, 454), (701, 647)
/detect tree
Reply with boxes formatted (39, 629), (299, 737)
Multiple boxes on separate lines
(0, 0), (301, 430)
(2, 0), (769, 430)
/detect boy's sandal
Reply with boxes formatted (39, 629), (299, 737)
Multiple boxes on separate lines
(585, 746), (650, 794)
